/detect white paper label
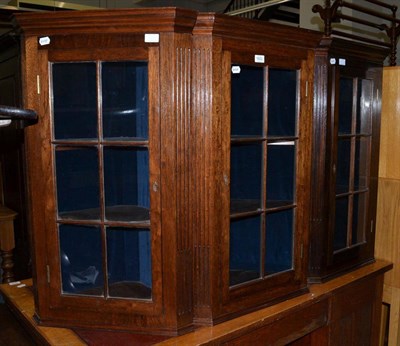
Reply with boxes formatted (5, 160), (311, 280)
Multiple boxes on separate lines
(268, 141), (295, 146)
(144, 33), (160, 43)
(231, 66), (241, 74)
(254, 55), (265, 63)
(39, 36), (51, 46)
(339, 58), (346, 66)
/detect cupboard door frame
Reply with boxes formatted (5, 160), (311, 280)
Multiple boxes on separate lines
(32, 44), (164, 319)
(309, 43), (384, 282)
(216, 50), (313, 318)
(328, 63), (381, 269)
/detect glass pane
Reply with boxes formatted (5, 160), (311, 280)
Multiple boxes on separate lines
(334, 197), (349, 251)
(356, 79), (372, 134)
(265, 209), (294, 275)
(107, 227), (152, 299)
(230, 216), (261, 286)
(338, 77), (353, 135)
(102, 62), (148, 140)
(53, 63), (97, 140)
(268, 68), (297, 137)
(231, 65), (264, 137)
(230, 144), (262, 214)
(104, 147), (149, 222)
(336, 139), (351, 194)
(59, 225), (104, 296)
(352, 193), (367, 246)
(56, 147), (100, 220)
(266, 142), (295, 207)
(354, 137), (370, 191)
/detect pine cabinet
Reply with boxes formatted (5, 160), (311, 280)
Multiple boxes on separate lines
(12, 7), (386, 335)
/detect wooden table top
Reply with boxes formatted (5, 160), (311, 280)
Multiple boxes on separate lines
(0, 259), (393, 346)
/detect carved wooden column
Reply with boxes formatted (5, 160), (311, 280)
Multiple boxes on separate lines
(0, 205), (17, 283)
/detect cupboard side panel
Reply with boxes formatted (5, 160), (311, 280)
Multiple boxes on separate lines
(21, 36), (52, 318)
(159, 32), (194, 330)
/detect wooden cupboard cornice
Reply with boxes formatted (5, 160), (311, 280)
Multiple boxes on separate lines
(13, 8), (198, 36)
(194, 12), (323, 49)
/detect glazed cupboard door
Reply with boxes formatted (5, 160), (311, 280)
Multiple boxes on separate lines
(53, 61), (156, 300)
(35, 48), (163, 324)
(309, 41), (386, 282)
(328, 64), (380, 268)
(229, 65), (298, 285)
(220, 53), (311, 314)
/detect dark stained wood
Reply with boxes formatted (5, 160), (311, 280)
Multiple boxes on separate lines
(9, 6), (388, 337)
(0, 303), (36, 346)
(15, 8), (198, 336)
(0, 260), (392, 346)
(14, 8), (198, 35)
(308, 36), (387, 282)
(188, 12), (323, 327)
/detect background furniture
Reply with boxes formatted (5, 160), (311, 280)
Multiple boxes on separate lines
(0, 33), (32, 282)
(375, 66), (400, 346)
(0, 205), (17, 283)
(309, 37), (386, 282)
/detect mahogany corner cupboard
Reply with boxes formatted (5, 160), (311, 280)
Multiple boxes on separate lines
(309, 38), (387, 282)
(12, 8), (386, 335)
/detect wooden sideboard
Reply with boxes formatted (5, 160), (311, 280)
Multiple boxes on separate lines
(0, 260), (392, 345)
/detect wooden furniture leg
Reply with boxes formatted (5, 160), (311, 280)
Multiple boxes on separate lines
(0, 205), (17, 283)
(379, 303), (389, 346)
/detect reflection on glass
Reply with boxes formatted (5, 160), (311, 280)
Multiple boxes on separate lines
(265, 209), (294, 275)
(102, 62), (148, 140)
(338, 77), (353, 135)
(59, 225), (104, 296)
(334, 197), (349, 251)
(231, 65), (264, 137)
(266, 143), (295, 205)
(230, 217), (261, 286)
(268, 68), (297, 137)
(56, 148), (100, 220)
(336, 139), (351, 194)
(53, 63), (97, 140)
(107, 227), (152, 299)
(354, 138), (370, 191)
(352, 193), (367, 246)
(230, 144), (262, 213)
(356, 79), (372, 134)
(104, 147), (149, 222)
